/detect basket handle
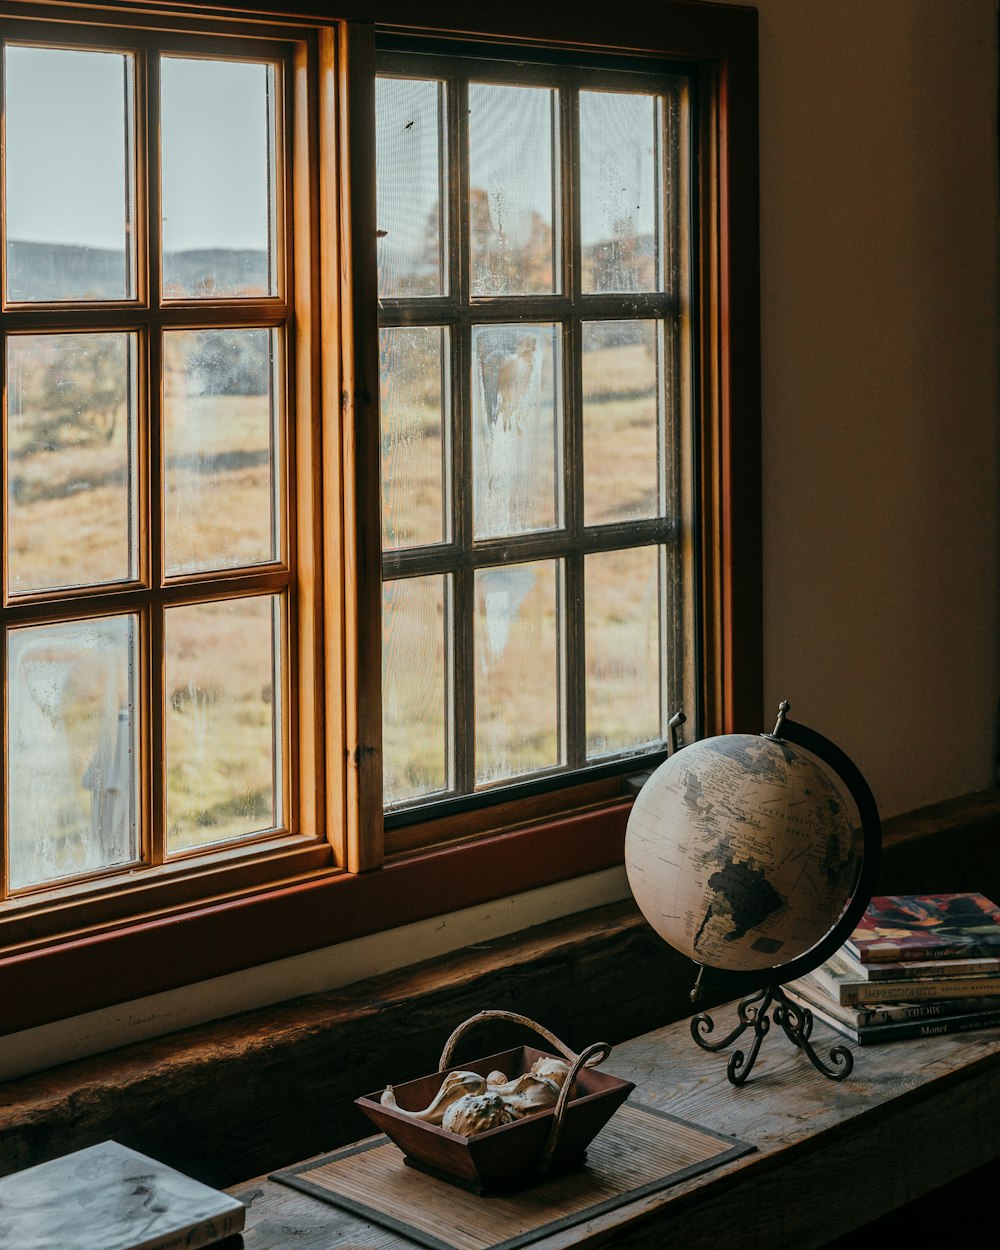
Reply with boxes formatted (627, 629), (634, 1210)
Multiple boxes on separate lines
(437, 1010), (613, 1175)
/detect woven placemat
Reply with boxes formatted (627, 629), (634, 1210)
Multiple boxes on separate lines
(271, 1103), (753, 1250)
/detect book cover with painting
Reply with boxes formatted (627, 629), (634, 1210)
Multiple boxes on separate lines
(845, 892), (1000, 963)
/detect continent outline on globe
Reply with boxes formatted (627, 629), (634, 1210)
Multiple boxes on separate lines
(625, 731), (863, 980)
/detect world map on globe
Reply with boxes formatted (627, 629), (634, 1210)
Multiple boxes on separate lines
(625, 733), (861, 975)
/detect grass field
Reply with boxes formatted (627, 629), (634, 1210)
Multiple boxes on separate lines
(6, 322), (680, 883)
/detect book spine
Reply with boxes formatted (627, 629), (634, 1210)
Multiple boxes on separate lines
(849, 940), (1000, 964)
(139, 1210), (246, 1250)
(792, 985), (999, 1026)
(854, 996), (1000, 1024)
(834, 976), (1000, 1006)
(855, 1010), (1000, 1044)
(858, 956), (1000, 981)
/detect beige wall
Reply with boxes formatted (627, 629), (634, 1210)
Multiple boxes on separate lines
(739, 0), (999, 816)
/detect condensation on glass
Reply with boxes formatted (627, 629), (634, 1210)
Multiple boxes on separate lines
(160, 57), (277, 298)
(585, 546), (663, 757)
(380, 326), (449, 550)
(6, 614), (139, 892)
(579, 91), (661, 294)
(376, 51), (693, 818)
(4, 45), (136, 302)
(6, 332), (138, 595)
(582, 319), (663, 525)
(472, 323), (561, 539)
(376, 77), (446, 298)
(383, 575), (451, 805)
(162, 328), (279, 577)
(474, 560), (563, 785)
(468, 83), (558, 296)
(164, 594), (282, 853)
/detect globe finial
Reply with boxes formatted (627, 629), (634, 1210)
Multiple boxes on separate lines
(771, 700), (791, 738)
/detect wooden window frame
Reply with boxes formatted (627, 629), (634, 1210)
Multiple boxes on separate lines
(374, 46), (697, 838)
(0, 0), (761, 1037)
(0, 3), (331, 949)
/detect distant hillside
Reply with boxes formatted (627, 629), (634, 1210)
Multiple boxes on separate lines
(5, 241), (270, 300)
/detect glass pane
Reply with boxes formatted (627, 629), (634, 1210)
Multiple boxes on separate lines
(380, 326), (448, 550)
(469, 83), (557, 295)
(585, 546), (662, 757)
(376, 77), (446, 298)
(472, 323), (561, 539)
(383, 575), (450, 805)
(165, 595), (281, 852)
(475, 560), (562, 784)
(161, 58), (276, 298)
(163, 328), (278, 576)
(580, 91), (659, 293)
(4, 46), (135, 302)
(6, 615), (138, 892)
(583, 320), (661, 525)
(6, 333), (137, 595)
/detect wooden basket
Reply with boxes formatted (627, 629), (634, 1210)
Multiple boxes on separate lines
(355, 1010), (634, 1194)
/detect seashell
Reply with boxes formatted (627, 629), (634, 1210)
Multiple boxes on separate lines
(529, 1056), (571, 1087)
(486, 1071), (561, 1115)
(441, 1091), (519, 1137)
(380, 1069), (487, 1124)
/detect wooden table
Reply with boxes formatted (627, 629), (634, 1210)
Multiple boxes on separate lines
(230, 1007), (1000, 1249)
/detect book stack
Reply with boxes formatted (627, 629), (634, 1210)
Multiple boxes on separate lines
(785, 892), (1000, 1045)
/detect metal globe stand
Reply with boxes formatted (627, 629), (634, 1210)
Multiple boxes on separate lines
(687, 702), (882, 1087)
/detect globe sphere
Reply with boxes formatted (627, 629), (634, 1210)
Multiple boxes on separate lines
(625, 733), (861, 975)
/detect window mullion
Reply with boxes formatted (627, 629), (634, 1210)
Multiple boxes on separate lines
(451, 73), (473, 798)
(144, 52), (165, 868)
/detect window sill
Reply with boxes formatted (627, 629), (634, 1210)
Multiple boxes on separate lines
(0, 794), (633, 1036)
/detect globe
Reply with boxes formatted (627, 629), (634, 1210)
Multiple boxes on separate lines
(625, 731), (863, 977)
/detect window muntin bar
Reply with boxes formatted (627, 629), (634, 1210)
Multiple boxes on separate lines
(378, 48), (693, 816)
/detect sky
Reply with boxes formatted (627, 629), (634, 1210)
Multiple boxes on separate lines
(4, 45), (271, 254)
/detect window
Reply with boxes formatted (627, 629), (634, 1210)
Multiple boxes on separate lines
(375, 45), (698, 835)
(0, 1), (760, 1032)
(0, 11), (329, 949)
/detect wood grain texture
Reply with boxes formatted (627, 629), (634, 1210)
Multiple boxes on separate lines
(236, 1011), (1000, 1250)
(0, 902), (697, 1189)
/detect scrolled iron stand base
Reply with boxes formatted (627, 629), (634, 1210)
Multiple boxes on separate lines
(691, 984), (853, 1086)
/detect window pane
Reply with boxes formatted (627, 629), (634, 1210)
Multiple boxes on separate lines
(376, 77), (446, 298)
(580, 91), (659, 293)
(380, 326), (448, 550)
(165, 595), (281, 852)
(6, 615), (138, 891)
(163, 328), (278, 577)
(585, 546), (662, 757)
(383, 575), (450, 805)
(6, 333), (138, 595)
(4, 46), (135, 302)
(475, 560), (562, 784)
(583, 320), (661, 525)
(161, 58), (276, 298)
(472, 323), (561, 539)
(469, 83), (558, 295)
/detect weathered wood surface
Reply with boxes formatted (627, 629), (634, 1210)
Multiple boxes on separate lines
(0, 901), (706, 1189)
(233, 1010), (1000, 1250)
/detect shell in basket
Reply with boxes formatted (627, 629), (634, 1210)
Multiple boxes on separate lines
(356, 1010), (634, 1193)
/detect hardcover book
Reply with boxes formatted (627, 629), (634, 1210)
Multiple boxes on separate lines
(0, 1139), (245, 1250)
(800, 951), (1000, 1007)
(785, 985), (1000, 1045)
(784, 977), (1000, 1027)
(846, 893), (1000, 963)
(834, 944), (1000, 981)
